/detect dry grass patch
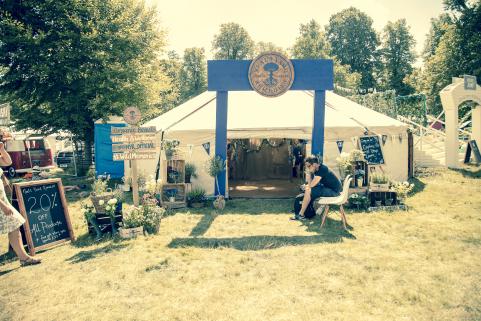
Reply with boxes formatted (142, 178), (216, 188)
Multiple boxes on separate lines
(0, 167), (480, 321)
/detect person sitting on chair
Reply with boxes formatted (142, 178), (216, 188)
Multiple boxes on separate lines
(292, 155), (342, 220)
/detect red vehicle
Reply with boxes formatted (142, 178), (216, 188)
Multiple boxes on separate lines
(2, 136), (54, 177)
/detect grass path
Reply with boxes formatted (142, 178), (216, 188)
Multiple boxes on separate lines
(1, 167), (480, 321)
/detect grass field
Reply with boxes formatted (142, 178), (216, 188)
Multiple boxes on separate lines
(0, 167), (480, 321)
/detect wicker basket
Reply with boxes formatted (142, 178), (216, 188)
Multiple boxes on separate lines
(90, 188), (114, 214)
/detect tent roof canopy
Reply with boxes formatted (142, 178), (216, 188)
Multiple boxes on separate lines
(144, 90), (407, 141)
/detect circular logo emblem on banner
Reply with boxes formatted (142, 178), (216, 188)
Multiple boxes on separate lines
(248, 52), (294, 97)
(123, 107), (142, 125)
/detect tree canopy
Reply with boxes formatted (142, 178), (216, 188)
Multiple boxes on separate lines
(211, 22), (255, 60)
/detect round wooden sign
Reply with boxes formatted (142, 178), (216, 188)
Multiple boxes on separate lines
(123, 107), (141, 125)
(248, 52), (294, 97)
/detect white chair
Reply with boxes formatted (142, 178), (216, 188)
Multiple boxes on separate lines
(316, 175), (352, 230)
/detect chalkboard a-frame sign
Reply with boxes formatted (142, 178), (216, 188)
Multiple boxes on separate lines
(12, 178), (75, 255)
(358, 135), (385, 165)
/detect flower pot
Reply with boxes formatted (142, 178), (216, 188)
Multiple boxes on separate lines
(385, 199), (393, 206)
(356, 178), (363, 187)
(119, 226), (143, 239)
(213, 195), (225, 210)
(169, 196), (176, 203)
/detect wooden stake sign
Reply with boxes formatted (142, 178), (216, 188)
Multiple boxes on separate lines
(111, 108), (158, 206)
(12, 179), (75, 255)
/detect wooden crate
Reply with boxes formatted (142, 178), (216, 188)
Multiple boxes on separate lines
(163, 159), (186, 184)
(87, 203), (123, 235)
(160, 183), (186, 209)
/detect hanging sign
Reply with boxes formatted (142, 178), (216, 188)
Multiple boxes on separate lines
(111, 126), (156, 134)
(113, 152), (156, 161)
(336, 140), (344, 153)
(202, 142), (211, 155)
(358, 135), (385, 165)
(112, 142), (157, 152)
(464, 75), (477, 91)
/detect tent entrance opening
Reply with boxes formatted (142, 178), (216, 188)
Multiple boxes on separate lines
(227, 138), (306, 198)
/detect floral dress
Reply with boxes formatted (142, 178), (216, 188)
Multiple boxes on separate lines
(0, 168), (25, 234)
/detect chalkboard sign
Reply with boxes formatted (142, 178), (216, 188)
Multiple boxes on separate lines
(12, 178), (74, 255)
(358, 136), (385, 165)
(464, 140), (481, 164)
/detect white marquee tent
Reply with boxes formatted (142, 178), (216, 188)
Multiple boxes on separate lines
(137, 90), (409, 196)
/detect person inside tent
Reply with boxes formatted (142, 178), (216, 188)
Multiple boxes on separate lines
(291, 155), (342, 220)
(0, 130), (42, 266)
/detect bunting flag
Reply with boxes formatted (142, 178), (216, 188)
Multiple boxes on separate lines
(336, 140), (344, 153)
(398, 134), (403, 142)
(202, 142), (210, 155)
(382, 135), (388, 146)
(187, 144), (194, 157)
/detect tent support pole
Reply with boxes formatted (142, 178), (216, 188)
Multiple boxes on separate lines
(311, 90), (326, 160)
(215, 91), (228, 196)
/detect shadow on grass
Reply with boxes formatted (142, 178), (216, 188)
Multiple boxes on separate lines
(0, 266), (20, 277)
(451, 165), (481, 179)
(66, 243), (128, 264)
(71, 232), (119, 248)
(169, 222), (354, 251)
(176, 199), (292, 216)
(410, 177), (426, 196)
(189, 213), (216, 237)
(0, 251), (16, 266)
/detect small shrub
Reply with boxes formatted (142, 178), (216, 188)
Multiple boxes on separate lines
(370, 172), (390, 184)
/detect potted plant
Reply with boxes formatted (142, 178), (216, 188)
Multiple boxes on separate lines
(187, 187), (206, 208)
(391, 181), (414, 204)
(142, 200), (165, 234)
(370, 173), (390, 192)
(165, 189), (177, 203)
(82, 203), (102, 240)
(206, 156), (226, 210)
(119, 206), (144, 239)
(348, 193), (368, 210)
(354, 169), (365, 187)
(163, 140), (179, 159)
(90, 175), (114, 214)
(349, 149), (365, 162)
(185, 163), (198, 183)
(105, 197), (119, 235)
(336, 152), (353, 180)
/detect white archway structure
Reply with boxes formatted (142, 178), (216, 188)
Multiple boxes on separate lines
(440, 77), (481, 168)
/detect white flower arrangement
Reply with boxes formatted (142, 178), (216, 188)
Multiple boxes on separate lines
(391, 181), (415, 199)
(98, 200), (105, 206)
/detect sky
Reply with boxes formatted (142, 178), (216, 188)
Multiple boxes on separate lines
(146, 0), (445, 61)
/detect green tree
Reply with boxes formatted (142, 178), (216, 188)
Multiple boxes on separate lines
(291, 20), (330, 59)
(179, 47), (207, 101)
(417, 0), (480, 115)
(212, 22), (255, 60)
(0, 0), (167, 173)
(326, 7), (379, 89)
(291, 19), (361, 91)
(255, 41), (288, 56)
(379, 19), (416, 95)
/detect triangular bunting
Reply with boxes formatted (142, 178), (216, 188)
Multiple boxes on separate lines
(382, 135), (388, 146)
(336, 140), (344, 153)
(202, 142), (210, 155)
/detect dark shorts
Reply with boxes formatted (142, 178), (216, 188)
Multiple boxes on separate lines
(310, 185), (340, 199)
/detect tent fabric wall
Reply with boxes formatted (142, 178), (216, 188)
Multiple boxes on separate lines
(139, 90), (410, 195)
(94, 123), (126, 179)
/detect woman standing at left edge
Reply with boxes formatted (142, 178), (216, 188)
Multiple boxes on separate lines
(0, 130), (41, 266)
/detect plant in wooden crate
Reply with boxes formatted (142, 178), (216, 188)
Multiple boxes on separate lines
(370, 173), (390, 192)
(354, 169), (365, 187)
(206, 156), (226, 210)
(348, 193), (369, 210)
(163, 140), (179, 159)
(90, 175), (114, 214)
(185, 163), (198, 183)
(105, 197), (119, 235)
(336, 152), (353, 179)
(82, 203), (102, 240)
(119, 206), (144, 239)
(391, 181), (414, 204)
(187, 187), (206, 208)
